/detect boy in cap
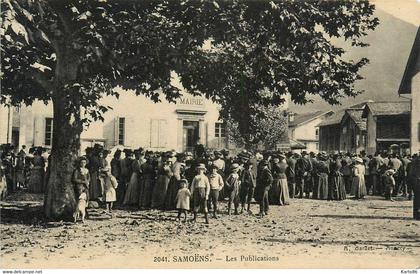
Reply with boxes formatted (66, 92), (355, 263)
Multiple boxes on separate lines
(208, 164), (224, 218)
(240, 161), (256, 213)
(225, 163), (242, 215)
(190, 164), (210, 224)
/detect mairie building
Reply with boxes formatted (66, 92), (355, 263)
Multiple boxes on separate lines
(0, 88), (289, 153)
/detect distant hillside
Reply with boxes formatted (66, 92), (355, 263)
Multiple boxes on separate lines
(289, 8), (417, 113)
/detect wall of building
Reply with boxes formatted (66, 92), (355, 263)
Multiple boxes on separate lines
(377, 115), (410, 139)
(319, 124), (341, 153)
(0, 106), (10, 144)
(291, 117), (323, 153)
(366, 111), (377, 155)
(2, 91), (227, 153)
(339, 118), (366, 153)
(411, 71), (420, 153)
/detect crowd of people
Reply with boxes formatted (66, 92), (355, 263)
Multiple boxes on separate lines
(1, 143), (420, 222)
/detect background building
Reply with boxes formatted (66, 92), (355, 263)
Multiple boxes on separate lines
(340, 108), (367, 154)
(362, 101), (411, 155)
(288, 111), (334, 153)
(398, 27), (420, 154)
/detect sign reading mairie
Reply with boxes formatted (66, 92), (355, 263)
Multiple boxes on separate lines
(176, 95), (206, 109)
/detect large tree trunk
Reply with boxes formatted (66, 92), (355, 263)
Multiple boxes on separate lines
(44, 94), (82, 220)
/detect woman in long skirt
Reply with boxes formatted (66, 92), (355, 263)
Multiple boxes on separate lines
(28, 150), (45, 193)
(123, 158), (141, 205)
(269, 156), (290, 205)
(314, 155), (329, 200)
(164, 157), (184, 210)
(329, 155), (347, 200)
(151, 161), (173, 209)
(88, 151), (102, 201)
(139, 157), (155, 209)
(351, 157), (367, 199)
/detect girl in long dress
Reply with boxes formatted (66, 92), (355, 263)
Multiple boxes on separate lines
(151, 160), (173, 209)
(351, 157), (367, 199)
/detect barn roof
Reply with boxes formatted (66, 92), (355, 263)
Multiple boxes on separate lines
(317, 102), (367, 127)
(362, 101), (411, 117)
(288, 110), (331, 127)
(399, 27), (420, 94)
(343, 109), (367, 131)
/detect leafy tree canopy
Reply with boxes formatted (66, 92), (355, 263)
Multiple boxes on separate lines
(2, 0), (378, 127)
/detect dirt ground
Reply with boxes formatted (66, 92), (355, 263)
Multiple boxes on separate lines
(1, 195), (419, 269)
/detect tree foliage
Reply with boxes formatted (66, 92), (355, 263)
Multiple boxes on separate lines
(226, 106), (288, 150)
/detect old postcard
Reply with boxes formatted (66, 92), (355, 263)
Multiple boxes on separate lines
(0, 0), (419, 270)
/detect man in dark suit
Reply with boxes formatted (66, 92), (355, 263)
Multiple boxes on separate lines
(295, 151), (312, 198)
(256, 160), (273, 217)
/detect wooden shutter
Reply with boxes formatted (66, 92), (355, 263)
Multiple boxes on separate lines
(158, 119), (167, 148)
(113, 116), (119, 146)
(150, 119), (159, 148)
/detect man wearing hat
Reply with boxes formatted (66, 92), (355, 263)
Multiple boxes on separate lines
(213, 151), (225, 176)
(190, 163), (210, 223)
(255, 160), (273, 217)
(286, 152), (297, 199)
(295, 151), (312, 199)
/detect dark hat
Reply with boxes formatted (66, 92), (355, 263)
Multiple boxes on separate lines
(301, 151), (308, 156)
(123, 149), (133, 156)
(260, 160), (269, 166)
(78, 156), (87, 162)
(214, 150), (222, 156)
(244, 161), (253, 168)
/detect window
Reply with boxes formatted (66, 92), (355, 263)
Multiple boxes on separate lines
(118, 117), (125, 145)
(45, 118), (53, 146)
(315, 128), (319, 138)
(215, 122), (226, 138)
(316, 143), (319, 150)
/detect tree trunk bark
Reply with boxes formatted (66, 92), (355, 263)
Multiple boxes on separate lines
(44, 94), (82, 220)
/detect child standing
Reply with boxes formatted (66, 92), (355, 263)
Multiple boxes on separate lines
(225, 163), (241, 215)
(384, 169), (396, 201)
(100, 167), (118, 213)
(190, 164), (210, 224)
(207, 164), (224, 219)
(176, 179), (191, 222)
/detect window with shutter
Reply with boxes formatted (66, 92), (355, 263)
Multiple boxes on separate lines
(45, 118), (53, 146)
(150, 119), (159, 148)
(158, 119), (167, 147)
(118, 117), (125, 145)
